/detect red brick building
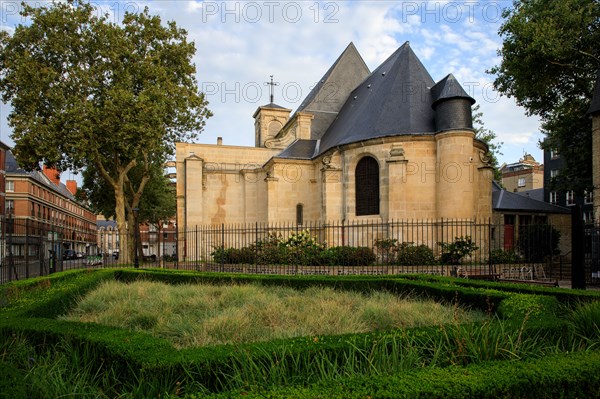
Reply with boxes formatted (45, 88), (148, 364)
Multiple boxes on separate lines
(5, 151), (97, 256)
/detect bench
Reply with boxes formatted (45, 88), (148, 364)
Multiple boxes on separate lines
(467, 274), (500, 281)
(497, 278), (559, 287)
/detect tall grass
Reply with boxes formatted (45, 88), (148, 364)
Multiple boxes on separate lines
(61, 281), (487, 348)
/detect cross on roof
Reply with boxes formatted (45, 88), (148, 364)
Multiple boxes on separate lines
(264, 75), (279, 104)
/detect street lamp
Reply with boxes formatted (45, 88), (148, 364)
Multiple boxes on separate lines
(133, 208), (139, 269)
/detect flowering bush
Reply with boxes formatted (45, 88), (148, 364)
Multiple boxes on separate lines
(212, 230), (375, 266)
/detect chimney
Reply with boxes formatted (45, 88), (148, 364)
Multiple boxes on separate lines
(217, 137), (223, 145)
(66, 180), (77, 196)
(43, 165), (60, 186)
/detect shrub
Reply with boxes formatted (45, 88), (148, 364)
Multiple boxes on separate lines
(438, 236), (479, 265)
(396, 243), (436, 266)
(497, 294), (561, 324)
(373, 238), (399, 264)
(518, 224), (561, 262)
(489, 249), (522, 264)
(324, 246), (376, 266)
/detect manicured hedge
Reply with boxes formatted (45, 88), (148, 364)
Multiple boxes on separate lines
(205, 350), (600, 399)
(1, 268), (600, 397)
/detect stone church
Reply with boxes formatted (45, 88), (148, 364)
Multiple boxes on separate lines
(176, 42), (494, 229)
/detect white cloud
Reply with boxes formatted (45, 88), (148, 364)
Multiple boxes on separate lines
(0, 0), (543, 165)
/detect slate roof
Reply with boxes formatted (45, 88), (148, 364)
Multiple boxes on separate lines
(316, 42), (438, 156)
(431, 74), (475, 106)
(97, 219), (117, 229)
(252, 102), (291, 118)
(588, 68), (600, 115)
(492, 182), (569, 214)
(6, 150), (77, 200)
(294, 42), (370, 140)
(515, 188), (544, 203)
(275, 140), (318, 160)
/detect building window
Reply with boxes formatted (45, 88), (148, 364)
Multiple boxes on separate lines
(517, 177), (526, 187)
(566, 190), (575, 206)
(550, 148), (559, 159)
(355, 156), (380, 216)
(296, 203), (303, 226)
(549, 191), (558, 205)
(6, 181), (14, 192)
(6, 200), (14, 214)
(583, 211), (594, 223)
(550, 169), (558, 179)
(584, 190), (593, 204)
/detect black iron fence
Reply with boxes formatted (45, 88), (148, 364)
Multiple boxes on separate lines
(2, 216), (598, 286)
(177, 219), (571, 280)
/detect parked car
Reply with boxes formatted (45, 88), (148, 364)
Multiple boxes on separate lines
(63, 249), (77, 260)
(76, 252), (84, 259)
(112, 250), (119, 260)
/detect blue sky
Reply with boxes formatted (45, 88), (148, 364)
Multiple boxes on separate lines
(0, 0), (545, 176)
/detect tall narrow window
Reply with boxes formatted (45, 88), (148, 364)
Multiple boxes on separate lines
(566, 190), (575, 206)
(296, 204), (303, 226)
(355, 156), (380, 216)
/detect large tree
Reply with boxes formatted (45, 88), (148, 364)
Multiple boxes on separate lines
(81, 159), (176, 262)
(0, 1), (211, 263)
(488, 0), (600, 195)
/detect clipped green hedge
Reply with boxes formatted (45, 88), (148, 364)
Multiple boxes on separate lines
(206, 350), (600, 399)
(2, 268), (600, 397)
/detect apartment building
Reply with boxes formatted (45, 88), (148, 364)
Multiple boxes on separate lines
(5, 151), (97, 256)
(500, 153), (544, 193)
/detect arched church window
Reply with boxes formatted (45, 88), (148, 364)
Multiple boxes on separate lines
(355, 156), (380, 216)
(296, 204), (304, 226)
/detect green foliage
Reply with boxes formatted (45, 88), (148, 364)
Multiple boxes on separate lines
(205, 351), (600, 399)
(396, 243), (437, 266)
(489, 0), (600, 194)
(497, 294), (561, 324)
(517, 224), (561, 262)
(212, 231), (376, 266)
(472, 104), (503, 182)
(212, 246), (256, 264)
(569, 301), (600, 342)
(0, 0), (211, 262)
(438, 236), (479, 265)
(373, 239), (436, 265)
(322, 246), (376, 266)
(0, 360), (26, 398)
(3, 269), (600, 397)
(489, 249), (522, 264)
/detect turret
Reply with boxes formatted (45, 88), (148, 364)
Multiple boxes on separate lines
(431, 74), (475, 132)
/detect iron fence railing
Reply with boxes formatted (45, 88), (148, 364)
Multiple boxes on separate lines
(2, 217), (597, 286)
(176, 219), (568, 279)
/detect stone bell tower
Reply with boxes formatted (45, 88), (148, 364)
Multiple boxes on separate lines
(253, 75), (291, 148)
